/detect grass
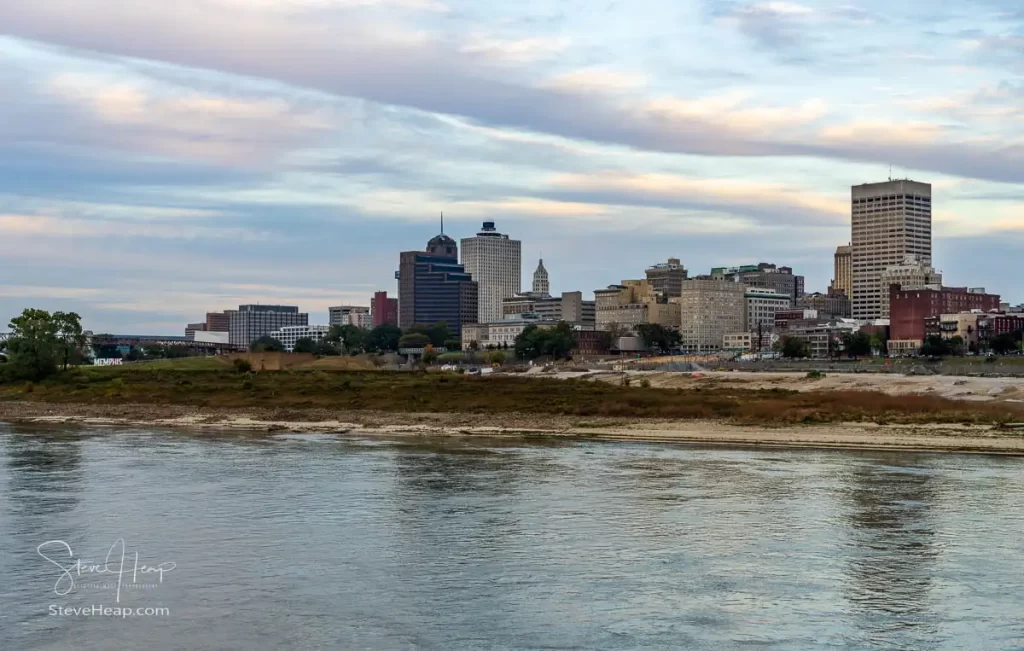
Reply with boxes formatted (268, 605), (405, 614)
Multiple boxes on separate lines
(3, 364), (1022, 426)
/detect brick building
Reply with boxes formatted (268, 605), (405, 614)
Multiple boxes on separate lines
(888, 285), (1000, 354)
(371, 291), (399, 328)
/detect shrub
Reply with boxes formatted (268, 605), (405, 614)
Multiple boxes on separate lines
(233, 358), (253, 374)
(806, 370), (826, 379)
(620, 375), (631, 387)
(640, 378), (651, 388)
(241, 379), (253, 390)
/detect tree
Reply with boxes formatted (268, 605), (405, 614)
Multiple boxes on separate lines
(870, 333), (888, 356)
(422, 345), (439, 365)
(398, 333), (431, 349)
(468, 340), (480, 351)
(991, 333), (1019, 355)
(4, 309), (61, 381)
(292, 337), (318, 354)
(841, 331), (872, 358)
(443, 338), (462, 351)
(780, 336), (810, 359)
(406, 322), (451, 348)
(921, 334), (950, 357)
(948, 335), (966, 356)
(52, 311), (86, 370)
(487, 350), (507, 365)
(635, 323), (681, 353)
(366, 324), (402, 353)
(326, 324), (367, 354)
(250, 336), (285, 352)
(514, 322), (577, 361)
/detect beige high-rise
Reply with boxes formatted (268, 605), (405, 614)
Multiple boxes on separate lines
(851, 180), (932, 320)
(831, 245), (852, 297)
(677, 279), (745, 353)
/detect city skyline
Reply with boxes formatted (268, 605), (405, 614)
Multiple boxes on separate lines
(1, 0), (1022, 333)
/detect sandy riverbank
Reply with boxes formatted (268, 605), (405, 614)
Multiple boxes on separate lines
(588, 370), (1024, 403)
(3, 402), (1023, 455)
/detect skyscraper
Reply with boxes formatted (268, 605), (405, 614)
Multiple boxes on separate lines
(397, 229), (479, 336)
(460, 222), (522, 324)
(851, 180), (932, 320)
(532, 258), (550, 296)
(831, 245), (852, 297)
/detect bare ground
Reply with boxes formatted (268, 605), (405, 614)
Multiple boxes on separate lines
(3, 401), (1024, 455)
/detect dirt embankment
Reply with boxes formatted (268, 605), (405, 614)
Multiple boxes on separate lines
(3, 401), (1024, 456)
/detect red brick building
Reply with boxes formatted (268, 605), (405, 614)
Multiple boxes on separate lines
(371, 291), (399, 328)
(889, 285), (1000, 347)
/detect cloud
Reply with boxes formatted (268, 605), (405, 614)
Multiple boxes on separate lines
(0, 213), (273, 241)
(716, 2), (815, 49)
(3, 3), (1021, 184)
(459, 34), (572, 63)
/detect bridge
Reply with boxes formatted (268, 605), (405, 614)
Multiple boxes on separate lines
(89, 334), (241, 354)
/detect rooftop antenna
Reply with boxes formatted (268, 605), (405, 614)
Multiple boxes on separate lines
(888, 164), (892, 181)
(440, 211), (444, 235)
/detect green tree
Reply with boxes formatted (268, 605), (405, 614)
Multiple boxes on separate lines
(514, 322), (577, 360)
(52, 311), (86, 370)
(292, 337), (318, 354)
(780, 336), (810, 359)
(468, 340), (480, 351)
(921, 334), (950, 357)
(407, 322), (450, 348)
(635, 323), (681, 353)
(841, 331), (872, 358)
(250, 336), (285, 352)
(991, 333), (1019, 355)
(4, 308), (61, 381)
(487, 350), (507, 365)
(326, 324), (367, 353)
(398, 333), (431, 349)
(443, 338), (462, 351)
(367, 324), (402, 353)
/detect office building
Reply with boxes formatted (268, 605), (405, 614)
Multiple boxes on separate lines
(397, 231), (479, 336)
(329, 305), (372, 329)
(852, 179), (932, 320)
(205, 311), (230, 333)
(270, 325), (331, 352)
(711, 263), (804, 304)
(228, 305), (308, 348)
(461, 222), (522, 324)
(831, 245), (852, 297)
(502, 291), (595, 324)
(532, 259), (550, 296)
(798, 291), (852, 319)
(677, 279), (746, 353)
(888, 286), (999, 354)
(371, 291), (399, 328)
(595, 280), (679, 333)
(878, 255), (942, 318)
(185, 322), (207, 339)
(646, 258), (688, 298)
(745, 288), (792, 332)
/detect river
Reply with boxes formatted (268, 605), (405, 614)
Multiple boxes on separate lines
(2, 424), (1023, 650)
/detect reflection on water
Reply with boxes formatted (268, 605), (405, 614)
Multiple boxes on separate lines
(3, 424), (1024, 650)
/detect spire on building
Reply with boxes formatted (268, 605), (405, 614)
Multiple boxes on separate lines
(533, 258), (550, 296)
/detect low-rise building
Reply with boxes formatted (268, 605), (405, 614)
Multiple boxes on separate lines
(879, 255), (942, 318)
(270, 325), (331, 352)
(723, 332), (752, 352)
(782, 319), (858, 359)
(502, 291), (595, 324)
(461, 315), (597, 351)
(888, 285), (1000, 354)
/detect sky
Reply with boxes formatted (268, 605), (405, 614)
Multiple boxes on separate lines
(1, 0), (1022, 333)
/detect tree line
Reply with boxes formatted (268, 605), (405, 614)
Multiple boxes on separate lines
(1, 309), (87, 382)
